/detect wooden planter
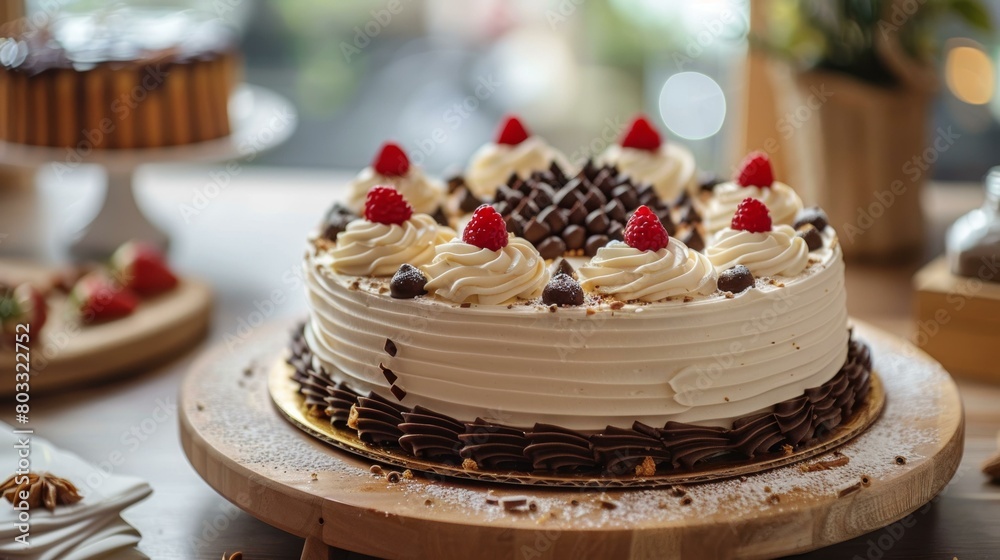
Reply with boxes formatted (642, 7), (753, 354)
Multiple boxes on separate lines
(769, 64), (934, 260)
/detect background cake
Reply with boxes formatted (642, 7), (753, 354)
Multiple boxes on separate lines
(0, 9), (238, 149)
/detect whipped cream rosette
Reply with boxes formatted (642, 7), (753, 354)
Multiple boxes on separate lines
(422, 205), (550, 305)
(598, 115), (697, 201)
(578, 205), (716, 302)
(703, 152), (803, 235)
(707, 197), (809, 278)
(346, 142), (445, 215)
(326, 186), (455, 276)
(464, 115), (569, 198)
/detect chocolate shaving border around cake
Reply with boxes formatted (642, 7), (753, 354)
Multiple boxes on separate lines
(290, 325), (873, 476)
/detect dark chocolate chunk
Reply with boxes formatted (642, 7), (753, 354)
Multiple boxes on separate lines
(538, 206), (567, 234)
(528, 186), (553, 208)
(542, 273), (584, 306)
(681, 228), (705, 253)
(585, 234), (610, 256)
(592, 169), (616, 195)
(384, 339), (397, 357)
(390, 264), (427, 299)
(673, 190), (691, 208)
(637, 184), (656, 206)
(681, 204), (701, 225)
(585, 210), (610, 235)
(504, 215), (524, 238)
(458, 187), (484, 213)
(718, 265), (755, 294)
(537, 236), (567, 260)
(549, 161), (568, 185)
(505, 172), (522, 189)
(563, 224), (586, 251)
(513, 197), (540, 219)
(492, 201), (510, 216)
(554, 185), (581, 209)
(611, 185), (639, 210)
(581, 189), (607, 213)
(567, 201), (588, 226)
(320, 203), (358, 241)
(797, 224), (824, 252)
(522, 218), (551, 244)
(495, 185), (522, 205)
(390, 385), (407, 401)
(551, 257), (576, 279)
(430, 206), (449, 227)
(794, 207), (829, 232)
(604, 199), (627, 223)
(580, 159), (598, 181)
(698, 172), (720, 193)
(447, 175), (466, 193)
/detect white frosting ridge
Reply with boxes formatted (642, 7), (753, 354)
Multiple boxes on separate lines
(321, 214), (455, 277)
(707, 225), (809, 278)
(703, 181), (803, 235)
(464, 136), (568, 198)
(346, 166), (445, 215)
(421, 236), (550, 305)
(302, 234), (849, 431)
(598, 143), (697, 201)
(577, 239), (717, 302)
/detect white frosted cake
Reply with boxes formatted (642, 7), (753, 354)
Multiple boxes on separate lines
(291, 122), (871, 475)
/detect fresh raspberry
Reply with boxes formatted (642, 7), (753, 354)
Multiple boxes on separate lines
(462, 204), (509, 251)
(619, 115), (662, 151)
(495, 115), (530, 146)
(364, 186), (413, 225)
(735, 151), (774, 188)
(624, 205), (669, 252)
(731, 197), (772, 233)
(372, 142), (410, 176)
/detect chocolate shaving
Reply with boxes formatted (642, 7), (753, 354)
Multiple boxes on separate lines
(390, 385), (407, 401)
(379, 362), (398, 385)
(800, 454), (850, 472)
(458, 419), (531, 471)
(384, 339), (397, 357)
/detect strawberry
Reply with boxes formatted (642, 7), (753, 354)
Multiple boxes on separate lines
(71, 273), (139, 323)
(620, 115), (662, 151)
(364, 185), (413, 225)
(372, 142), (410, 176)
(731, 197), (772, 233)
(462, 204), (509, 251)
(111, 241), (178, 296)
(0, 283), (47, 339)
(624, 205), (669, 252)
(735, 151), (774, 188)
(495, 115), (530, 146)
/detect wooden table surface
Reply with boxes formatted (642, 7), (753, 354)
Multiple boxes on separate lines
(9, 166), (1000, 559)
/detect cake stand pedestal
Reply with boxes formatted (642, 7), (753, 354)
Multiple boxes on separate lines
(179, 320), (964, 560)
(0, 85), (296, 261)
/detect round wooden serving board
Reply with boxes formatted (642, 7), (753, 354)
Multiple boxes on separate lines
(179, 321), (964, 560)
(1, 259), (212, 395)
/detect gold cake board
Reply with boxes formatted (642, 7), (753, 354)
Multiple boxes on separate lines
(179, 320), (963, 560)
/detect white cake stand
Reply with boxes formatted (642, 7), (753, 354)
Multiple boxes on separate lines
(0, 85), (297, 260)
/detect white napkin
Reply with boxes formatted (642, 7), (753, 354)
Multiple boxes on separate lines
(0, 423), (152, 559)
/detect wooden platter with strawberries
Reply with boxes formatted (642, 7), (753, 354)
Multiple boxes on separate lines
(0, 242), (211, 395)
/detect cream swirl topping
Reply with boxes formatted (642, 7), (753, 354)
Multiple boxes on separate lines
(346, 167), (445, 215)
(577, 238), (717, 302)
(325, 214), (455, 277)
(703, 182), (803, 235)
(422, 236), (550, 305)
(465, 136), (568, 198)
(706, 225), (809, 278)
(598, 144), (697, 201)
